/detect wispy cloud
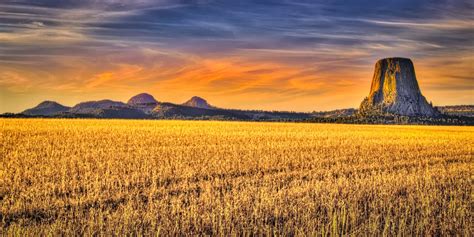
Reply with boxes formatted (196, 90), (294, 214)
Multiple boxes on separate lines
(0, 0), (472, 112)
(363, 19), (473, 30)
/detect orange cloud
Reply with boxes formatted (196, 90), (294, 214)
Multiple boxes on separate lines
(0, 45), (472, 113)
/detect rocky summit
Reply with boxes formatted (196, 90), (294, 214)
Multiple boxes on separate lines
(359, 57), (438, 117)
(127, 93), (158, 105)
(182, 96), (214, 109)
(127, 93), (159, 114)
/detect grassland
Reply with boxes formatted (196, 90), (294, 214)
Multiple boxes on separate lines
(1, 119), (472, 235)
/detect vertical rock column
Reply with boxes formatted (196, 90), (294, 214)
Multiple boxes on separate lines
(359, 57), (438, 117)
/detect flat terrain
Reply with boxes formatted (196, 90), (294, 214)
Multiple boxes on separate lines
(1, 119), (472, 235)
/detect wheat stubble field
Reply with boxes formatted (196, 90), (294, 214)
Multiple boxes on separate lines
(0, 119), (472, 235)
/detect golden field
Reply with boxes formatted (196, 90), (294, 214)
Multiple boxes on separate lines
(0, 119), (472, 235)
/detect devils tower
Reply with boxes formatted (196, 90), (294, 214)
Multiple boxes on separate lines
(359, 57), (438, 117)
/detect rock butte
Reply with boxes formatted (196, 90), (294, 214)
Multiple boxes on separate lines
(359, 57), (438, 117)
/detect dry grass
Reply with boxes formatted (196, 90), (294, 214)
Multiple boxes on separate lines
(0, 119), (472, 235)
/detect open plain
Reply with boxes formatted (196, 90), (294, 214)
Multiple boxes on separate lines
(1, 119), (472, 235)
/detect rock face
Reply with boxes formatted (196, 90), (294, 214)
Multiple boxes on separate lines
(182, 96), (214, 109)
(359, 57), (438, 117)
(127, 93), (158, 105)
(127, 93), (159, 114)
(22, 101), (70, 116)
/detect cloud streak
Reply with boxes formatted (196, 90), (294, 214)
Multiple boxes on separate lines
(0, 0), (472, 112)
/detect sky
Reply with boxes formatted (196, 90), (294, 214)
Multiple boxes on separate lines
(0, 0), (473, 113)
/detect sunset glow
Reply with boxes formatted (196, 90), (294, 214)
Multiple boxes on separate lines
(0, 1), (472, 113)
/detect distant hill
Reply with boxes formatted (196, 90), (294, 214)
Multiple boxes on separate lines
(63, 99), (145, 118)
(153, 102), (248, 119)
(437, 105), (474, 117)
(312, 108), (357, 118)
(69, 100), (128, 115)
(128, 93), (158, 105)
(127, 93), (159, 114)
(5, 87), (472, 125)
(182, 96), (214, 109)
(22, 101), (70, 116)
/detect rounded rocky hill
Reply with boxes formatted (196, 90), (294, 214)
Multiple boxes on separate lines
(22, 101), (70, 116)
(182, 96), (213, 109)
(127, 93), (158, 105)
